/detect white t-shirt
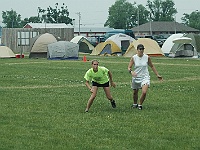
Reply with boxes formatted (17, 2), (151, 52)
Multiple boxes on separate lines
(132, 54), (150, 83)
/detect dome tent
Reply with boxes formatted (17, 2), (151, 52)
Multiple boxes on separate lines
(136, 38), (164, 56)
(161, 33), (184, 56)
(184, 33), (200, 54)
(106, 33), (135, 54)
(123, 41), (139, 57)
(124, 38), (164, 57)
(162, 33), (200, 58)
(91, 33), (135, 56)
(169, 38), (196, 58)
(70, 36), (94, 53)
(90, 42), (105, 56)
(90, 41), (122, 56)
(0, 46), (15, 58)
(29, 33), (57, 58)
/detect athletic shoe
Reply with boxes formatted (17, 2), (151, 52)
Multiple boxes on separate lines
(131, 104), (138, 108)
(110, 100), (116, 108)
(138, 105), (142, 110)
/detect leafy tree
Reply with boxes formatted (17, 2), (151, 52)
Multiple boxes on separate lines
(104, 0), (149, 29)
(137, 4), (150, 25)
(21, 16), (41, 27)
(27, 16), (41, 23)
(105, 0), (134, 29)
(38, 3), (73, 25)
(147, 0), (177, 21)
(2, 9), (22, 28)
(181, 11), (200, 30)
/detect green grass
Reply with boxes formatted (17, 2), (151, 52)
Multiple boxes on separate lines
(0, 55), (199, 150)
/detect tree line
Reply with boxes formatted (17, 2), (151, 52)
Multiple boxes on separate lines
(1, 0), (200, 30)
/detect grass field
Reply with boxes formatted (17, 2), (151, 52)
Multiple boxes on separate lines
(0, 55), (199, 150)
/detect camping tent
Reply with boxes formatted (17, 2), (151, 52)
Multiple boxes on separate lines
(161, 33), (184, 56)
(168, 37), (198, 58)
(0, 46), (15, 58)
(123, 41), (139, 57)
(184, 33), (200, 54)
(29, 33), (57, 58)
(90, 41), (122, 56)
(106, 33), (135, 54)
(90, 33), (135, 56)
(70, 36), (94, 53)
(124, 38), (164, 57)
(47, 41), (79, 60)
(99, 41), (121, 56)
(136, 38), (164, 56)
(90, 42), (105, 55)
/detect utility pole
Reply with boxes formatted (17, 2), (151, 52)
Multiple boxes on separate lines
(11, 9), (14, 28)
(45, 14), (47, 33)
(72, 19), (75, 28)
(150, 20), (152, 35)
(76, 12), (81, 35)
(149, 14), (152, 35)
(137, 7), (139, 35)
(174, 16), (177, 34)
(135, 0), (140, 35)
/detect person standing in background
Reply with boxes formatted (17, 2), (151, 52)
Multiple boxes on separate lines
(128, 44), (163, 110)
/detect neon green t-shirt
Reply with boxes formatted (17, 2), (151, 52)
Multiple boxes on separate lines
(84, 66), (109, 84)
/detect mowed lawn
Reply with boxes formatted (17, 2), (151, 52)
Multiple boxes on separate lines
(0, 55), (199, 150)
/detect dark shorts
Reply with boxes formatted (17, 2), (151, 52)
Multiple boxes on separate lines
(92, 81), (109, 87)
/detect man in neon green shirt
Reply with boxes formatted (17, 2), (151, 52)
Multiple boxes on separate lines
(84, 59), (116, 112)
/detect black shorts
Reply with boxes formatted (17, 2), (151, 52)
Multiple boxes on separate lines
(92, 81), (109, 87)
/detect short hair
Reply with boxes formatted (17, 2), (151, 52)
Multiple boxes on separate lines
(91, 59), (99, 64)
(137, 44), (145, 50)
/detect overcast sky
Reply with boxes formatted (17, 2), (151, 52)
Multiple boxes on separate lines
(0, 0), (199, 27)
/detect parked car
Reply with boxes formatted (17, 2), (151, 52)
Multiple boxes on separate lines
(153, 34), (171, 47)
(104, 29), (135, 40)
(90, 35), (105, 43)
(87, 35), (105, 47)
(135, 35), (154, 39)
(87, 37), (99, 47)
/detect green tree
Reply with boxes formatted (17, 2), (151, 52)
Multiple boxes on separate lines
(38, 3), (73, 25)
(147, 0), (177, 21)
(137, 4), (150, 25)
(2, 9), (22, 28)
(104, 0), (133, 29)
(104, 0), (149, 29)
(181, 10), (200, 30)
(21, 16), (41, 27)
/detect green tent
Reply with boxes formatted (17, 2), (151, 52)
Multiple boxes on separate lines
(169, 33), (200, 58)
(184, 33), (200, 53)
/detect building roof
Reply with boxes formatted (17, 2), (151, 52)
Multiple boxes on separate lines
(23, 23), (73, 28)
(131, 21), (200, 33)
(24, 23), (114, 33)
(74, 27), (114, 33)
